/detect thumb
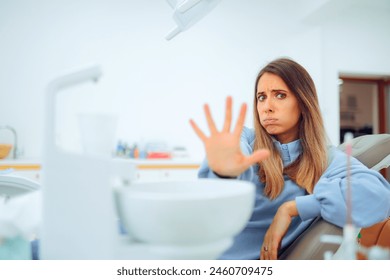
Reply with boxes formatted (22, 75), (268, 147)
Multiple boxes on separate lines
(245, 149), (270, 166)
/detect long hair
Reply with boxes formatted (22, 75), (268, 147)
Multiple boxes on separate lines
(253, 58), (327, 199)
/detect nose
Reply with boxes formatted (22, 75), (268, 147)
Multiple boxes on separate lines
(262, 97), (274, 113)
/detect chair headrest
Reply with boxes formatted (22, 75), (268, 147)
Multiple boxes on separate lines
(338, 134), (390, 169)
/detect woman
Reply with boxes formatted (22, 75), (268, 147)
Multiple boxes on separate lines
(189, 58), (390, 260)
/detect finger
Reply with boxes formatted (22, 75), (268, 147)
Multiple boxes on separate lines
(244, 149), (270, 167)
(271, 239), (280, 260)
(189, 119), (207, 141)
(269, 243), (278, 260)
(260, 243), (268, 260)
(204, 104), (218, 134)
(222, 96), (232, 132)
(233, 103), (247, 136)
(269, 250), (277, 260)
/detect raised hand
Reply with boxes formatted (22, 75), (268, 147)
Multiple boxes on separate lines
(190, 96), (270, 177)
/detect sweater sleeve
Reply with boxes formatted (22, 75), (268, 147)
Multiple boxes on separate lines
(198, 127), (257, 182)
(296, 148), (390, 228)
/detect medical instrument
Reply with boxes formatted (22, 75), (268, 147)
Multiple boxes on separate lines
(341, 132), (357, 260)
(320, 133), (357, 259)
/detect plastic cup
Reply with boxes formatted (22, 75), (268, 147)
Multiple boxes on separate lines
(78, 113), (117, 157)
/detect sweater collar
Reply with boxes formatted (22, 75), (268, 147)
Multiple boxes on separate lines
(272, 138), (302, 166)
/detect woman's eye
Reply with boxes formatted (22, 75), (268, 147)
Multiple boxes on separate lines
(276, 93), (286, 99)
(258, 95), (266, 101)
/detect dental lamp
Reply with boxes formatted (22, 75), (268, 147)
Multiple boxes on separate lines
(165, 0), (222, 40)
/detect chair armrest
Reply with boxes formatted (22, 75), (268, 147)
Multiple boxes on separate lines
(371, 154), (390, 172)
(279, 217), (342, 260)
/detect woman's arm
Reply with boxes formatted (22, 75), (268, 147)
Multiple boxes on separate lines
(262, 148), (390, 260)
(296, 148), (390, 228)
(260, 200), (298, 260)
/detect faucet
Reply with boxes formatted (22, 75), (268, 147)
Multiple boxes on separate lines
(0, 125), (18, 159)
(44, 65), (102, 154)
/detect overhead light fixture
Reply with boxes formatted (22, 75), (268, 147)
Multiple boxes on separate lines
(165, 0), (221, 40)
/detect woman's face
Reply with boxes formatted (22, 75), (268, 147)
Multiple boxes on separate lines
(256, 72), (302, 144)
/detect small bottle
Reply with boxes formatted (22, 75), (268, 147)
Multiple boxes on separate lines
(133, 144), (139, 159)
(123, 142), (131, 158)
(138, 139), (147, 159)
(116, 140), (124, 157)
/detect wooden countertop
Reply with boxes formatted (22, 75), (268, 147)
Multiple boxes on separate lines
(0, 159), (41, 170)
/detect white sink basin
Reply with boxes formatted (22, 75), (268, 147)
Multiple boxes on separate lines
(115, 179), (255, 246)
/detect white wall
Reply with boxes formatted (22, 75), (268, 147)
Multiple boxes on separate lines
(319, 2), (390, 144)
(0, 0), (389, 161)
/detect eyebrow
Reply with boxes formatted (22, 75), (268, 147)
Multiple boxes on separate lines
(256, 89), (288, 95)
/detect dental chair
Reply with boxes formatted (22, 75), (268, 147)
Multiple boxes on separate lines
(280, 133), (390, 260)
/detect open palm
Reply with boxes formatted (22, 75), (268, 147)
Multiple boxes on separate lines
(190, 96), (270, 177)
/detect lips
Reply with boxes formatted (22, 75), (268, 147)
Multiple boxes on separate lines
(262, 118), (278, 124)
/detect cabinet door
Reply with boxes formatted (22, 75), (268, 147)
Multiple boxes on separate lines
(135, 168), (199, 182)
(11, 170), (41, 182)
(135, 169), (162, 182)
(160, 169), (198, 181)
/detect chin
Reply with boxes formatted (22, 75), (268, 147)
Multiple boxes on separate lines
(265, 128), (281, 136)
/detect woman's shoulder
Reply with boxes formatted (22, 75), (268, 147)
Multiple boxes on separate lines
(326, 145), (349, 165)
(325, 145), (371, 176)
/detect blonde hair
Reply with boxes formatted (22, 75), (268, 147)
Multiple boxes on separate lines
(253, 58), (327, 199)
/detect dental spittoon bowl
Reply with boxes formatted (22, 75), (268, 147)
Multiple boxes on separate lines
(115, 179), (255, 245)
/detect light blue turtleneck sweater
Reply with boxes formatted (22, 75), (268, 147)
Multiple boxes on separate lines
(198, 127), (390, 260)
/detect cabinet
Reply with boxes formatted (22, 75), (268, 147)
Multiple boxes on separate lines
(135, 161), (200, 182)
(0, 159), (200, 183)
(135, 168), (199, 182)
(0, 161), (41, 182)
(9, 170), (41, 182)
